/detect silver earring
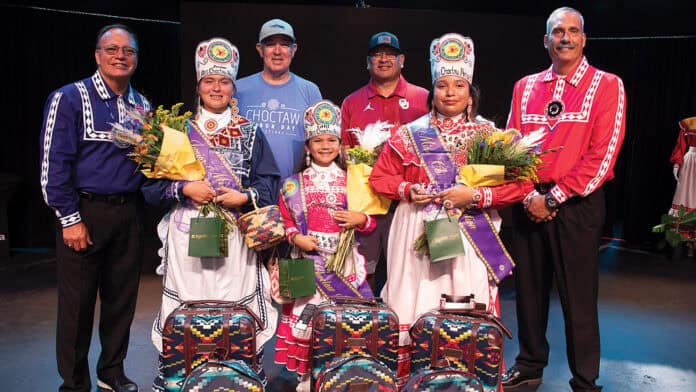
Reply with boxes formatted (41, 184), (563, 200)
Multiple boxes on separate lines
(305, 151), (311, 166)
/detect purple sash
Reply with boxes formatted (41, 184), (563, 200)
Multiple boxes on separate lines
(280, 174), (372, 299)
(188, 121), (243, 218)
(408, 123), (515, 284)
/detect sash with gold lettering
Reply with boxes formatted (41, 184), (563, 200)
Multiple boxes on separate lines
(407, 123), (514, 284)
(280, 174), (372, 298)
(187, 120), (244, 219)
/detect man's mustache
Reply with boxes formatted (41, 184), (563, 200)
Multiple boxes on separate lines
(557, 42), (576, 49)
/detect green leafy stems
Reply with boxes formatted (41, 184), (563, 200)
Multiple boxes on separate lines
(346, 146), (380, 166)
(152, 102), (192, 133)
(652, 205), (696, 247)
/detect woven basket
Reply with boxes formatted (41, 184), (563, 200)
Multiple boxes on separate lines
(237, 193), (285, 251)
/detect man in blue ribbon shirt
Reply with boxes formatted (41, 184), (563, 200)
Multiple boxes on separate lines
(39, 24), (150, 392)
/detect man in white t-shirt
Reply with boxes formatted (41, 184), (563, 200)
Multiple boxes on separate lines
(236, 18), (322, 180)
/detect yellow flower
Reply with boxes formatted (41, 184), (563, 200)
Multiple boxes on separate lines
(486, 130), (513, 145)
(502, 129), (520, 144)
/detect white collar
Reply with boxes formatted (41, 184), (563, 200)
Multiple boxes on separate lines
(310, 161), (339, 173)
(436, 112), (464, 123)
(197, 108), (231, 133)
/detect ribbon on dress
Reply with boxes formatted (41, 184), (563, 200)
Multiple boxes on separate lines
(188, 120), (244, 219)
(408, 121), (514, 283)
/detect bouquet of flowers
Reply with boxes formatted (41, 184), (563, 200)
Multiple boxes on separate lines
(110, 103), (205, 181)
(345, 120), (393, 214)
(325, 121), (393, 275)
(413, 128), (552, 258)
(458, 128), (548, 187)
(652, 206), (696, 247)
(345, 121), (392, 166)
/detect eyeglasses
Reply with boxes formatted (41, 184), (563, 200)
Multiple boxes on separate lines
(97, 45), (138, 57)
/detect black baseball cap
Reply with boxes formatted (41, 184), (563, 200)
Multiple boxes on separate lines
(368, 32), (401, 54)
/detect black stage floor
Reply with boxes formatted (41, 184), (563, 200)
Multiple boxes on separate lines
(1, 243), (695, 391)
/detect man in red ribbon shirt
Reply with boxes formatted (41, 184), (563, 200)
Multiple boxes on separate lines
(503, 7), (626, 392)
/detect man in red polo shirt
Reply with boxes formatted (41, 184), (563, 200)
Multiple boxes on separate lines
(340, 31), (428, 290)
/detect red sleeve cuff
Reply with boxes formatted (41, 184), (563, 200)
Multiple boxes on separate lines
(285, 227), (299, 242)
(523, 190), (540, 209)
(549, 185), (569, 204)
(356, 213), (372, 232)
(477, 187), (493, 209)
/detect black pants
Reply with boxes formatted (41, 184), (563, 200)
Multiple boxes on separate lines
(357, 208), (394, 294)
(510, 189), (604, 392)
(56, 197), (143, 392)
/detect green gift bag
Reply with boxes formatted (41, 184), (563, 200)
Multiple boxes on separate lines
(278, 257), (316, 298)
(188, 210), (229, 258)
(424, 208), (466, 263)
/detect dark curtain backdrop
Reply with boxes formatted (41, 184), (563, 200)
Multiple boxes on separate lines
(2, 2), (695, 250)
(180, 2), (546, 126)
(585, 37), (696, 245)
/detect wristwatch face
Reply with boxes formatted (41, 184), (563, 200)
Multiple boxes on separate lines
(545, 193), (558, 209)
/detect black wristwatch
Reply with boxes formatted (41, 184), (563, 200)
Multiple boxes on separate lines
(545, 193), (559, 209)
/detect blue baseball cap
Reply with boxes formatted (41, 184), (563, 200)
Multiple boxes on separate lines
(259, 18), (295, 43)
(368, 32), (401, 54)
